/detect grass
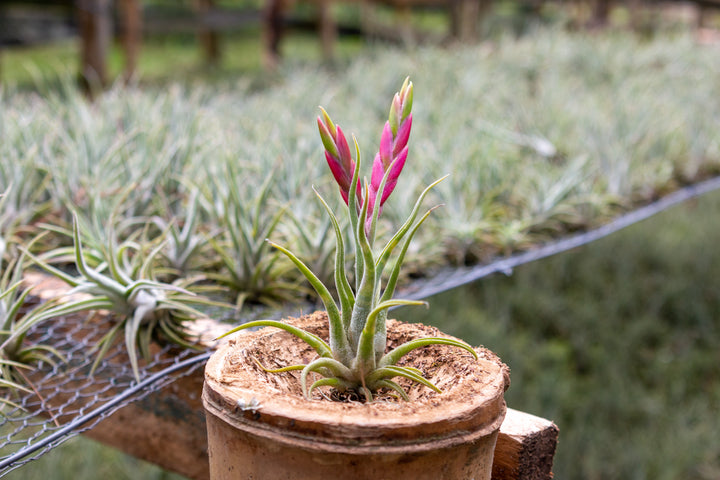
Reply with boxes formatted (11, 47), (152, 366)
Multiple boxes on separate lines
(0, 28), (368, 89)
(395, 189), (720, 480)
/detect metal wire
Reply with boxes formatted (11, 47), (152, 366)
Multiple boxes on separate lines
(0, 312), (212, 477)
(1, 175), (720, 476)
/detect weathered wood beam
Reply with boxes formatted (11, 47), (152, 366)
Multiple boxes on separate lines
(262, 0), (285, 69)
(493, 408), (559, 480)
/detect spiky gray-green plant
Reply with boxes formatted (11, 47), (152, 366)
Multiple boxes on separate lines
(202, 165), (304, 308)
(0, 244), (64, 412)
(147, 188), (215, 279)
(220, 79), (477, 401)
(26, 214), (221, 381)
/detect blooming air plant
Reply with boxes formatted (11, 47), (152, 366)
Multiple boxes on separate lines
(220, 78), (477, 402)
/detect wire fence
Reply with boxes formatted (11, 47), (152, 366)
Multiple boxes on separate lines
(2, 175), (720, 476)
(0, 310), (212, 477)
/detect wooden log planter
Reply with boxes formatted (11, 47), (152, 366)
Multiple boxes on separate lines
(20, 272), (558, 480)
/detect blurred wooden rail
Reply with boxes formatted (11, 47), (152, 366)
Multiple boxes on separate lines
(2, 0), (719, 85)
(0, 0), (487, 87)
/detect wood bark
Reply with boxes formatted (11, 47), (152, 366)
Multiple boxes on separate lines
(493, 408), (560, 480)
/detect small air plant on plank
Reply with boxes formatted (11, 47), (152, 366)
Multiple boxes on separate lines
(25, 214), (224, 382)
(219, 78), (477, 402)
(0, 242), (64, 413)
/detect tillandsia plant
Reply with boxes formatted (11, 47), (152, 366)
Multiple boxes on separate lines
(203, 165), (302, 308)
(1, 241), (64, 411)
(220, 78), (477, 402)
(25, 214), (219, 381)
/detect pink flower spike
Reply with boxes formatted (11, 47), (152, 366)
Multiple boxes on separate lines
(335, 125), (354, 177)
(380, 146), (408, 205)
(378, 123), (394, 167)
(317, 117), (339, 159)
(318, 108), (360, 206)
(325, 151), (349, 191)
(389, 78), (413, 135)
(370, 152), (385, 198)
(366, 80), (413, 218)
(394, 114), (412, 156)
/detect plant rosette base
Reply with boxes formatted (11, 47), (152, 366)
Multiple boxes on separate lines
(202, 311), (510, 480)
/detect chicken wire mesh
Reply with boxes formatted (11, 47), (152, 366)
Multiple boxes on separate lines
(0, 308), (212, 477)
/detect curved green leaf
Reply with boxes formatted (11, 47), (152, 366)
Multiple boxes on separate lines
(367, 365), (441, 393)
(349, 181), (375, 350)
(379, 337), (478, 368)
(379, 205), (439, 305)
(71, 214), (127, 295)
(376, 176), (447, 281)
(307, 377), (350, 399)
(349, 136), (364, 291)
(300, 357), (353, 399)
(313, 187), (354, 331)
(267, 242), (351, 363)
(355, 299), (427, 375)
(252, 357), (305, 373)
(217, 320), (333, 359)
(373, 379), (409, 401)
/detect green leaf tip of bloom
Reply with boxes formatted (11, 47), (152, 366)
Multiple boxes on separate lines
(389, 77), (413, 135)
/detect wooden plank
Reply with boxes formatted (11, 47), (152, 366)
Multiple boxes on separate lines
(493, 408), (559, 480)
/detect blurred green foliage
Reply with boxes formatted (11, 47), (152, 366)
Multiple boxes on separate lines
(4, 434), (187, 480)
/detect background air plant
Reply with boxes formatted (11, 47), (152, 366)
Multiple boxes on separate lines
(147, 188), (215, 279)
(221, 79), (477, 401)
(202, 164), (303, 308)
(26, 214), (215, 381)
(0, 162), (53, 260)
(2, 33), (720, 297)
(284, 206), (348, 298)
(0, 243), (63, 411)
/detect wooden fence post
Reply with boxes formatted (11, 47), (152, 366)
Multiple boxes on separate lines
(118, 0), (142, 82)
(76, 0), (112, 90)
(450, 0), (484, 41)
(318, 0), (337, 60)
(193, 0), (221, 64)
(263, 0), (285, 69)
